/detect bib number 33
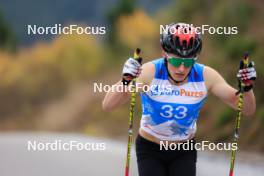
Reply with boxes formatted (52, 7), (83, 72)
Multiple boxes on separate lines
(160, 105), (187, 119)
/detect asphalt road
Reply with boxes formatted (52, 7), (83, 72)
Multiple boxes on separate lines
(0, 132), (263, 176)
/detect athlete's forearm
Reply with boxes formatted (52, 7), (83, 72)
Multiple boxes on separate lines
(241, 90), (256, 116)
(102, 80), (131, 112)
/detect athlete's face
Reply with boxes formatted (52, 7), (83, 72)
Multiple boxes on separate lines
(166, 53), (196, 82)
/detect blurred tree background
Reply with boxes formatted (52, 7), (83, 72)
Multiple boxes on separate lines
(0, 11), (16, 51)
(0, 0), (263, 152)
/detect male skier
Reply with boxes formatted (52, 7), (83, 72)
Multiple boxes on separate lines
(102, 23), (256, 176)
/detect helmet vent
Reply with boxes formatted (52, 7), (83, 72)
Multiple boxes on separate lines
(175, 36), (180, 48)
(189, 37), (194, 48)
(182, 40), (187, 50)
(184, 28), (187, 34)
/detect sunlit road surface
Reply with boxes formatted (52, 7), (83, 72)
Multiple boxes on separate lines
(0, 132), (263, 176)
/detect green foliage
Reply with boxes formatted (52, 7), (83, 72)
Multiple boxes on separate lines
(170, 0), (208, 22)
(0, 11), (17, 51)
(223, 36), (257, 60)
(257, 108), (264, 123)
(107, 0), (135, 23)
(106, 0), (135, 47)
(0, 34), (103, 119)
(215, 108), (234, 128)
(210, 0), (255, 59)
(169, 0), (255, 61)
(211, 0), (253, 29)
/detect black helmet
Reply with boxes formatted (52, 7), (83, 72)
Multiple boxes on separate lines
(161, 23), (202, 58)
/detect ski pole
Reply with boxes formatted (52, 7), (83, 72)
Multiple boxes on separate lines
(229, 52), (249, 176)
(124, 48), (142, 176)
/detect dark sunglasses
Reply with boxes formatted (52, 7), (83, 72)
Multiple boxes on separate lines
(167, 57), (196, 68)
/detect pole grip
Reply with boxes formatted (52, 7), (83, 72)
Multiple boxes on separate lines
(122, 48), (142, 85)
(242, 52), (249, 68)
(134, 48), (142, 64)
(236, 52), (249, 95)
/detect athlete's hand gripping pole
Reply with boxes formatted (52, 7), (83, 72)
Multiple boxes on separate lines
(122, 48), (142, 85)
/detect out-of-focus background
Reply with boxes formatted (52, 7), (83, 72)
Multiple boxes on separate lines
(0, 0), (263, 175)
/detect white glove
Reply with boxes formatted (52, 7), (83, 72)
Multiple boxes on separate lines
(237, 61), (256, 86)
(236, 61), (256, 93)
(122, 58), (142, 85)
